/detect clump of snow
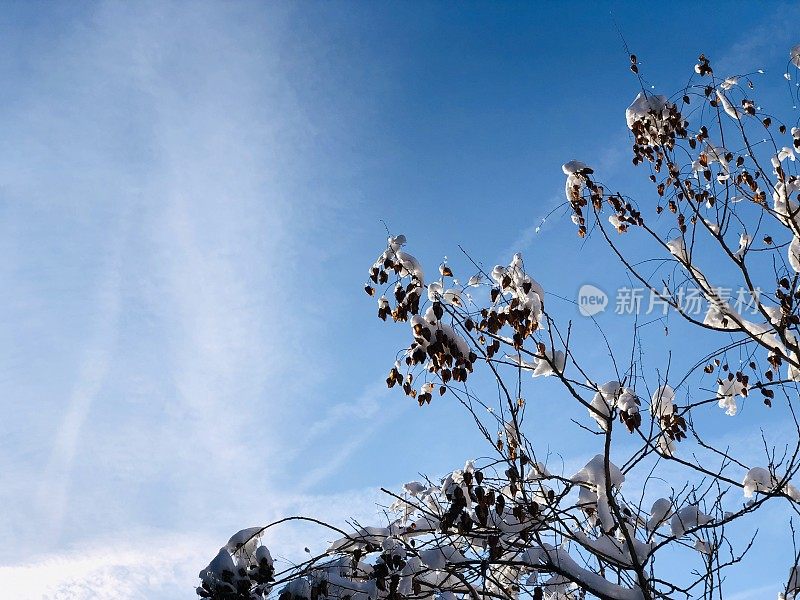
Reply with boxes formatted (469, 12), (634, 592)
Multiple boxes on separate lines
(647, 498), (673, 533)
(670, 505), (713, 537)
(784, 564), (800, 600)
(625, 93), (669, 130)
(790, 237), (800, 273)
(694, 539), (712, 554)
(255, 546), (273, 567)
(572, 455), (624, 489)
(562, 160), (591, 175)
(651, 386), (677, 455)
(403, 481), (426, 495)
(716, 89), (741, 120)
(526, 461), (552, 481)
(625, 92), (683, 149)
(503, 420), (521, 447)
(372, 235), (424, 283)
(773, 176), (800, 228)
(396, 250), (424, 281)
(226, 527), (262, 556)
(388, 234), (406, 251)
(528, 544), (644, 600)
(588, 381), (620, 431)
(573, 529), (652, 569)
(442, 287), (462, 306)
(616, 387), (641, 431)
(562, 160), (593, 202)
(419, 545), (468, 570)
(327, 526), (391, 553)
(427, 281), (442, 302)
(572, 455), (625, 532)
(716, 375), (748, 416)
(734, 232), (752, 259)
(703, 296), (740, 330)
(491, 253), (546, 324)
(202, 547), (236, 580)
(666, 237), (689, 263)
(532, 347), (566, 377)
(282, 578), (311, 600)
(408, 310), (474, 388)
(577, 484), (599, 524)
(588, 381), (638, 432)
(506, 348), (566, 378)
(743, 467), (776, 497)
(772, 147), (796, 171)
(742, 467), (800, 501)
(692, 143), (730, 180)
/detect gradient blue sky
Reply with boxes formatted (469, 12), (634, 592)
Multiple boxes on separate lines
(1, 1), (799, 598)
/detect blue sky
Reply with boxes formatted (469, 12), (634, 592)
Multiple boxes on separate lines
(1, 1), (800, 598)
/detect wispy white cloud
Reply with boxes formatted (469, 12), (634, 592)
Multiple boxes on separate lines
(0, 0), (368, 569)
(293, 381), (399, 491)
(715, 3), (800, 74)
(300, 384), (385, 446)
(500, 193), (565, 260)
(34, 215), (126, 540)
(269, 377), (405, 496)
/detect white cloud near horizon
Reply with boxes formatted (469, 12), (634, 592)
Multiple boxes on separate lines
(0, 533), (211, 600)
(0, 485), (390, 600)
